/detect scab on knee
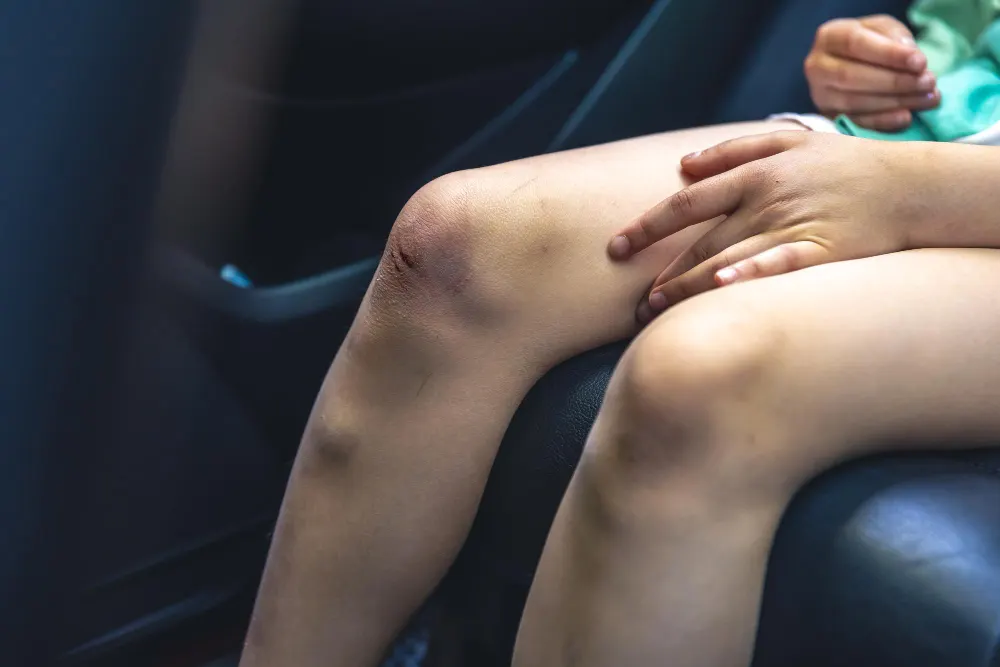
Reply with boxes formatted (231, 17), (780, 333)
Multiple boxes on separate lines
(372, 174), (486, 316)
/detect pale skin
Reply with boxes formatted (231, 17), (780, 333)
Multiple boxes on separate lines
(240, 16), (1000, 667)
(515, 132), (1000, 666)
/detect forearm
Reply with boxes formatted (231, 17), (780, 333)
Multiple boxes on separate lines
(905, 142), (1000, 249)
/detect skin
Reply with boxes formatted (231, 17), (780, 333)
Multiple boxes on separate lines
(805, 14), (941, 130)
(241, 15), (1000, 667)
(611, 132), (1000, 316)
(513, 247), (1000, 667)
(509, 131), (1000, 667)
(238, 120), (803, 667)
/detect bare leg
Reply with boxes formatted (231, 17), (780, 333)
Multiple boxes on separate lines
(237, 121), (808, 667)
(514, 248), (1000, 667)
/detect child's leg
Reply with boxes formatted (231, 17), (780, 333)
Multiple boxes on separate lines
(514, 248), (1000, 667)
(239, 121), (804, 667)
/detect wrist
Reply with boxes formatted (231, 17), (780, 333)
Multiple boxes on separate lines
(895, 142), (942, 251)
(900, 142), (1000, 250)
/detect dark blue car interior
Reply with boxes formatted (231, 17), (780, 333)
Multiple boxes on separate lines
(3, 0), (1000, 666)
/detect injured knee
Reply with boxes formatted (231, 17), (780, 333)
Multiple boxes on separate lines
(373, 175), (478, 306)
(370, 171), (544, 332)
(380, 221), (473, 300)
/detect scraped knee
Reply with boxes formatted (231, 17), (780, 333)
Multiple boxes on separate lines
(373, 173), (493, 316)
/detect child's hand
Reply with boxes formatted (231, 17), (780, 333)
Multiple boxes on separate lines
(805, 14), (940, 131)
(607, 131), (931, 319)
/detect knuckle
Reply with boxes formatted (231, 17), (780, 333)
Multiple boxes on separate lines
(718, 246), (741, 274)
(776, 244), (800, 272)
(832, 62), (852, 86)
(893, 71), (914, 93)
(843, 23), (864, 54)
(774, 243), (801, 273)
(740, 162), (770, 190)
(690, 241), (714, 266)
(636, 214), (657, 242)
(757, 245), (784, 273)
(737, 164), (768, 196)
(744, 253), (764, 276)
(670, 277), (695, 304)
(668, 187), (697, 218)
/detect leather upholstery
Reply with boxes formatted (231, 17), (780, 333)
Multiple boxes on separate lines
(444, 344), (1000, 666)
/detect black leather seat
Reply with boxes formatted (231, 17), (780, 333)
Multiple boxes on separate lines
(435, 0), (1000, 664)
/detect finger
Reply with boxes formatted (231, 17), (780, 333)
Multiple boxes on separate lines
(714, 241), (829, 285)
(608, 170), (749, 259)
(646, 240), (830, 316)
(646, 212), (764, 292)
(641, 233), (781, 318)
(679, 131), (806, 180)
(807, 52), (935, 93)
(859, 14), (916, 45)
(817, 19), (925, 72)
(814, 87), (940, 114)
(850, 109), (914, 131)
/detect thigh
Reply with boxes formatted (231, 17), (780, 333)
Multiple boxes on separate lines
(447, 120), (804, 361)
(661, 247), (1000, 476)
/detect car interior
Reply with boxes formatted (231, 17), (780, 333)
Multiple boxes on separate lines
(5, 0), (1000, 666)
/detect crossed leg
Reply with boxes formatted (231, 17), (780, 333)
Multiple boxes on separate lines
(240, 115), (1000, 667)
(239, 120), (805, 667)
(513, 247), (1000, 667)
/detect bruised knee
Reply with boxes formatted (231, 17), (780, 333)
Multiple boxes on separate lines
(619, 303), (781, 449)
(582, 300), (795, 506)
(370, 166), (574, 330)
(373, 174), (478, 310)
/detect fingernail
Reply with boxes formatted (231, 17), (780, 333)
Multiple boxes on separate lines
(609, 235), (631, 259)
(917, 71), (935, 91)
(649, 292), (668, 312)
(898, 35), (915, 46)
(716, 267), (738, 285)
(907, 52), (926, 71)
(926, 90), (938, 100)
(682, 150), (702, 161)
